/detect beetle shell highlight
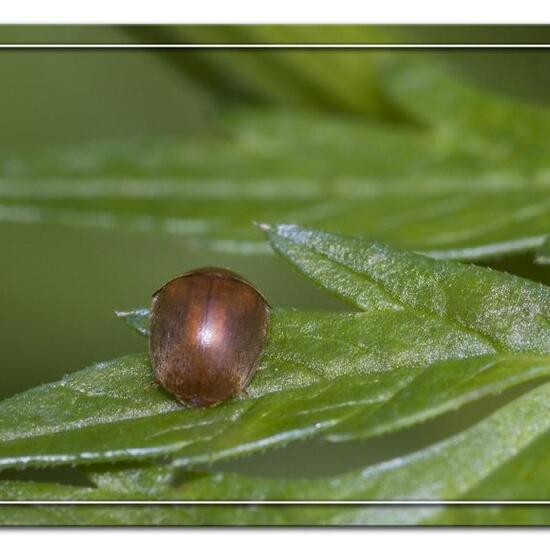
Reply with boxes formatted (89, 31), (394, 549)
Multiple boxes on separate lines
(149, 267), (270, 407)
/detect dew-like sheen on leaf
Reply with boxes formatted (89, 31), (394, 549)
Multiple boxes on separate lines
(2, 226), (550, 473)
(3, 380), (550, 524)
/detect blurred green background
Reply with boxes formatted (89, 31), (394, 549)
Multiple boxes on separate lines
(2, 25), (550, 479)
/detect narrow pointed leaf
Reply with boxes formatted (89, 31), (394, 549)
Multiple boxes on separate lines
(2, 58), (550, 259)
(4, 382), (550, 524)
(3, 227), (550, 471)
(265, 224), (550, 354)
(535, 236), (550, 265)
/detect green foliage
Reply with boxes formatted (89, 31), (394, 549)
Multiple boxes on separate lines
(3, 44), (550, 526)
(3, 380), (550, 525)
(1, 57), (550, 259)
(133, 25), (397, 118)
(536, 237), (550, 265)
(3, 225), (550, 525)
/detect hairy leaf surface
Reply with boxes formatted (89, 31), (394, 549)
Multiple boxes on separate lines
(3, 382), (550, 524)
(2, 227), (550, 471)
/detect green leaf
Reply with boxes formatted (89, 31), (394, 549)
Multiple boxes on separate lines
(2, 226), (550, 472)
(2, 59), (550, 259)
(264, 224), (550, 354)
(136, 25), (397, 118)
(535, 236), (550, 265)
(3, 381), (550, 525)
(384, 56), (550, 158)
(115, 308), (150, 337)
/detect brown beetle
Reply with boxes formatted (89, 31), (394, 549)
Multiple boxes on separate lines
(149, 267), (270, 407)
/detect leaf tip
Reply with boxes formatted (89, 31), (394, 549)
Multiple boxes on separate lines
(253, 221), (273, 232)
